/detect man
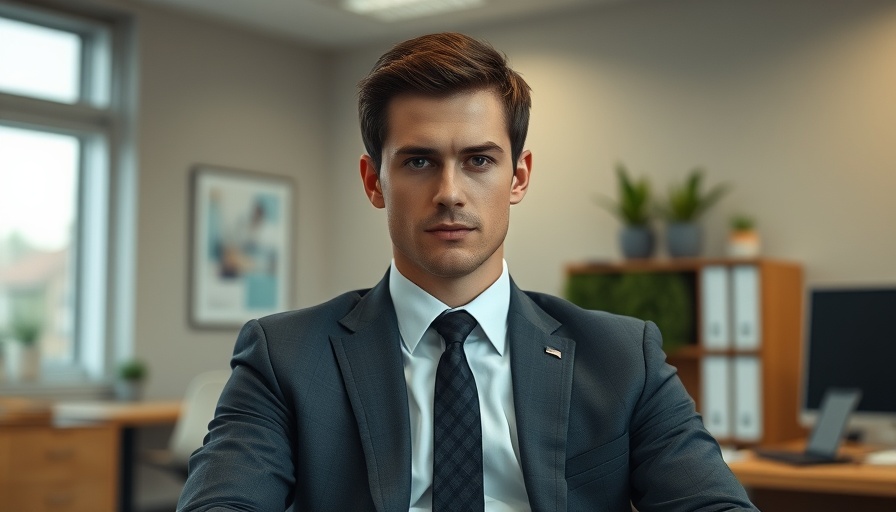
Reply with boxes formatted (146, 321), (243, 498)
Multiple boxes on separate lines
(178, 33), (756, 511)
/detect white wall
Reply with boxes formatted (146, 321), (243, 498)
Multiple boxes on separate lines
(326, 0), (896, 298)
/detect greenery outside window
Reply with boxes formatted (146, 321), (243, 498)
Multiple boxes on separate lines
(0, 2), (135, 390)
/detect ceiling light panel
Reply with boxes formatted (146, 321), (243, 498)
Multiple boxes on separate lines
(343, 0), (486, 22)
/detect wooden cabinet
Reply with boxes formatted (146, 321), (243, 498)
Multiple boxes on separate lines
(0, 424), (118, 512)
(566, 258), (807, 446)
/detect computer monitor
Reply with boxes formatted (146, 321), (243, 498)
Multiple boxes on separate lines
(801, 287), (896, 445)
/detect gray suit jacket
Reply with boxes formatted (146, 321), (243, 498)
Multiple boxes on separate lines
(178, 271), (756, 511)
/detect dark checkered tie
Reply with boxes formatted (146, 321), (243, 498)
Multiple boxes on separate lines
(432, 310), (484, 512)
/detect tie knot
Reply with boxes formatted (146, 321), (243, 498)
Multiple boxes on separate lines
(431, 310), (478, 346)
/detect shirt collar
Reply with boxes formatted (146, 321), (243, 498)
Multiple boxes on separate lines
(389, 260), (510, 356)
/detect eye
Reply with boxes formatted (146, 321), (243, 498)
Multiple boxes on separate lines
(406, 158), (430, 169)
(467, 155), (494, 169)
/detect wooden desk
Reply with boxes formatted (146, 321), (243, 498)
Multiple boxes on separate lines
(729, 443), (896, 511)
(1, 398), (121, 512)
(54, 400), (182, 512)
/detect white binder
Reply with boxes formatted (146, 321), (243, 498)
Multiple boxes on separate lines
(700, 356), (731, 439)
(732, 356), (763, 442)
(732, 265), (761, 350)
(701, 265), (730, 349)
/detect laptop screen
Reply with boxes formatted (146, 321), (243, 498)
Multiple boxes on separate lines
(806, 388), (862, 457)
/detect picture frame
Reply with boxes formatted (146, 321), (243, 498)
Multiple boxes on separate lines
(189, 165), (293, 328)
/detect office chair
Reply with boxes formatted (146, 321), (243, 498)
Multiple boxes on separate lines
(145, 369), (231, 478)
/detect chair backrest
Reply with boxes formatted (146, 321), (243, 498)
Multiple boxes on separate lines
(168, 369), (231, 465)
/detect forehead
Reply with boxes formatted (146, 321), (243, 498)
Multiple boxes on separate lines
(383, 88), (509, 148)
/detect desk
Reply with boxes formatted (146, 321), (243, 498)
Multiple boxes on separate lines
(1, 398), (120, 511)
(54, 400), (181, 512)
(729, 442), (896, 511)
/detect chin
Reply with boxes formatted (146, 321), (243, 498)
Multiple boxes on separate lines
(422, 247), (503, 279)
(423, 261), (481, 279)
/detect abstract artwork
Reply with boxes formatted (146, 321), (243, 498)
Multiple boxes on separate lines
(189, 165), (293, 328)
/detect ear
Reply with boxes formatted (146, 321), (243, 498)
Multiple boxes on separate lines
(360, 154), (385, 209)
(509, 150), (532, 205)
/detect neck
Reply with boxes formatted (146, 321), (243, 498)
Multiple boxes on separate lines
(394, 253), (504, 308)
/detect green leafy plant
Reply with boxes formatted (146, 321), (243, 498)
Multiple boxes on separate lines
(118, 359), (148, 381)
(730, 214), (756, 232)
(10, 316), (42, 346)
(596, 162), (652, 226)
(566, 272), (695, 350)
(658, 168), (729, 222)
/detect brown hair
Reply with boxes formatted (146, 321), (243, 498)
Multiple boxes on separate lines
(358, 32), (531, 173)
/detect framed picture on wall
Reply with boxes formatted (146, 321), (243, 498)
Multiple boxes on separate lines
(189, 165), (294, 328)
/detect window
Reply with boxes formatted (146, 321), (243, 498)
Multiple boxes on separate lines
(0, 3), (134, 387)
(0, 127), (79, 365)
(0, 16), (82, 103)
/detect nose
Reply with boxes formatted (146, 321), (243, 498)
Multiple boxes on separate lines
(433, 167), (464, 207)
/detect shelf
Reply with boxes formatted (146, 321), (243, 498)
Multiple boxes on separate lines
(565, 258), (805, 445)
(567, 257), (797, 275)
(667, 345), (762, 360)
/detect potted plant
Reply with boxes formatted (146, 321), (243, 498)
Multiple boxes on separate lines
(657, 168), (729, 258)
(115, 359), (148, 401)
(4, 315), (42, 382)
(728, 214), (761, 258)
(596, 162), (655, 259)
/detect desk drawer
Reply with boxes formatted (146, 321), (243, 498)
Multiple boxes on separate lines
(1, 426), (117, 483)
(0, 481), (115, 512)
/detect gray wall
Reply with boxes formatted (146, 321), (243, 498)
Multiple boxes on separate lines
(102, 1), (330, 399)
(104, 0), (896, 400)
(326, 0), (896, 299)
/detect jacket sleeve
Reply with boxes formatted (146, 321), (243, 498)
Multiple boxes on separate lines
(628, 321), (758, 511)
(177, 319), (295, 512)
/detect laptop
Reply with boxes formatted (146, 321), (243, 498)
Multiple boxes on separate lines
(754, 388), (862, 465)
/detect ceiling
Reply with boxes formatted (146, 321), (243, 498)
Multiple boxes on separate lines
(133, 0), (620, 49)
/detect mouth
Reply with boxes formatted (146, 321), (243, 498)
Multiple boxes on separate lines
(425, 223), (476, 241)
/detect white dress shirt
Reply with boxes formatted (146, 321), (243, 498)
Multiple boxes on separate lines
(389, 260), (531, 511)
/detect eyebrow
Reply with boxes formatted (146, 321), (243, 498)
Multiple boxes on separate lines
(461, 142), (504, 155)
(393, 141), (505, 158)
(393, 146), (438, 158)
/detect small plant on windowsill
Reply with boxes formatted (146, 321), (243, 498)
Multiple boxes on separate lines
(115, 359), (148, 401)
(11, 317), (41, 347)
(5, 315), (43, 382)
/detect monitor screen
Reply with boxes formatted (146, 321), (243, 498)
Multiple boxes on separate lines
(802, 288), (896, 429)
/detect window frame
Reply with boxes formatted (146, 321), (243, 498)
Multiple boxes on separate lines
(0, 1), (137, 393)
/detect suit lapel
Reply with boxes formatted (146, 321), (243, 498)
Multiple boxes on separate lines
(331, 271), (411, 512)
(509, 283), (575, 512)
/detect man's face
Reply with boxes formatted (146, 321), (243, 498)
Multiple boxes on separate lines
(361, 88), (531, 293)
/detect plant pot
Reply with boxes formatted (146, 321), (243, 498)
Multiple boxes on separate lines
(666, 222), (702, 258)
(619, 225), (655, 259)
(114, 379), (145, 401)
(727, 229), (761, 258)
(3, 342), (40, 382)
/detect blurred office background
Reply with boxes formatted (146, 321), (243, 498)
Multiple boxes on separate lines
(1, 0), (895, 510)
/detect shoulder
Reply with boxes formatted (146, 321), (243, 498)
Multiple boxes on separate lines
(517, 289), (661, 365)
(521, 290), (648, 338)
(252, 287), (373, 339)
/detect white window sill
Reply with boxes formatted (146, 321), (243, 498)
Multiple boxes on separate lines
(0, 379), (112, 401)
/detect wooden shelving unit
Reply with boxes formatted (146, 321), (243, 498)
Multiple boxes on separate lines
(566, 258), (807, 446)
